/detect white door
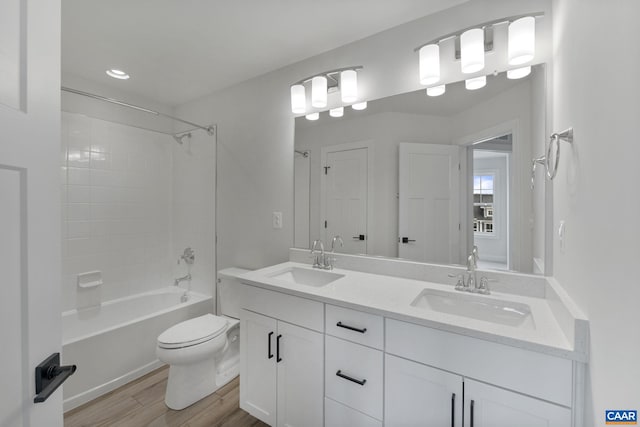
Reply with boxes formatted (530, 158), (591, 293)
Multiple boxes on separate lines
(464, 379), (571, 427)
(0, 0), (63, 426)
(323, 147), (368, 254)
(276, 321), (324, 427)
(385, 354), (463, 427)
(240, 310), (278, 425)
(398, 143), (460, 264)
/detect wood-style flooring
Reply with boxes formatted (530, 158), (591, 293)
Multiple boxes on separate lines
(64, 366), (269, 427)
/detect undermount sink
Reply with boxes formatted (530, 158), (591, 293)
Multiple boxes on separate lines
(410, 289), (535, 329)
(269, 267), (345, 287)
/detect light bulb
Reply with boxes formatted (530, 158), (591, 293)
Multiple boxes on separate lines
(329, 107), (344, 118)
(419, 44), (440, 85)
(461, 28), (485, 74)
(290, 84), (306, 114)
(305, 112), (319, 121)
(465, 76), (486, 90)
(352, 102), (367, 110)
(340, 70), (358, 103)
(507, 66), (531, 79)
(508, 16), (535, 65)
(311, 76), (327, 108)
(426, 85), (446, 97)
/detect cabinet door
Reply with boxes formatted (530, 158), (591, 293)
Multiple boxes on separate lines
(385, 354), (463, 427)
(240, 309), (278, 426)
(464, 379), (571, 427)
(276, 321), (324, 427)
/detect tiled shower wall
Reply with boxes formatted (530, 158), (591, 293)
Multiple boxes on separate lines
(60, 112), (173, 311)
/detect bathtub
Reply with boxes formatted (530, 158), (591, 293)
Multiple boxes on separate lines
(61, 286), (212, 411)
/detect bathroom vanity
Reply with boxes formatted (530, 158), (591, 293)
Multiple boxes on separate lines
(237, 252), (588, 427)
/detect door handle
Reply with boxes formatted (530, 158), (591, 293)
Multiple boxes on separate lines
(352, 234), (365, 240)
(336, 370), (367, 386)
(276, 334), (282, 362)
(268, 331), (274, 359)
(401, 237), (416, 243)
(470, 399), (475, 427)
(34, 353), (77, 403)
(451, 393), (455, 427)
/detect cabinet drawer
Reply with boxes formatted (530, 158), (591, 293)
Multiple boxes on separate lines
(386, 319), (573, 407)
(325, 304), (383, 349)
(325, 335), (383, 420)
(325, 398), (382, 427)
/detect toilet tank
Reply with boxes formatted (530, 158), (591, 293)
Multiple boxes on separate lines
(217, 268), (251, 319)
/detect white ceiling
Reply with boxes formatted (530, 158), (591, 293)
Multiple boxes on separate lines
(62, 0), (468, 106)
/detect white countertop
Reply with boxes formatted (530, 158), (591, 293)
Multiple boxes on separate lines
(239, 261), (587, 362)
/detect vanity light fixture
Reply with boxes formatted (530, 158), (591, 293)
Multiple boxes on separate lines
(329, 107), (344, 118)
(508, 16), (536, 65)
(305, 112), (319, 121)
(419, 44), (440, 85)
(311, 76), (328, 108)
(460, 28), (485, 74)
(106, 69), (130, 80)
(291, 84), (306, 114)
(426, 85), (446, 97)
(414, 13), (542, 91)
(352, 101), (367, 110)
(465, 75), (486, 90)
(290, 66), (363, 114)
(507, 66), (532, 79)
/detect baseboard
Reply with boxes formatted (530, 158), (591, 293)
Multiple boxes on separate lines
(63, 360), (165, 412)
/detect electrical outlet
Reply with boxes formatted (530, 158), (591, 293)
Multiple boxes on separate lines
(272, 211), (283, 229)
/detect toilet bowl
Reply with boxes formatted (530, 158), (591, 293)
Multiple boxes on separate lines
(156, 313), (240, 410)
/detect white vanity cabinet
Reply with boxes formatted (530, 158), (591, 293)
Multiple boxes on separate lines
(240, 308), (324, 427)
(385, 354), (463, 427)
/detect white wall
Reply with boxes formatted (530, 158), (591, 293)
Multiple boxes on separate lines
(60, 112), (174, 310)
(176, 0), (552, 271)
(296, 111), (451, 258)
(551, 0), (640, 424)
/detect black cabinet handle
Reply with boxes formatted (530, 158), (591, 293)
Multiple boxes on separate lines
(336, 321), (367, 334)
(451, 393), (455, 427)
(336, 370), (366, 386)
(268, 332), (274, 359)
(34, 353), (77, 403)
(470, 399), (475, 427)
(276, 334), (282, 362)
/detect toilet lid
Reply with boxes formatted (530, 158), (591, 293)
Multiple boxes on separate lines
(158, 314), (228, 348)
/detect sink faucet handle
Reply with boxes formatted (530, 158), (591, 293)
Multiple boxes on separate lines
(477, 276), (497, 295)
(448, 273), (466, 290)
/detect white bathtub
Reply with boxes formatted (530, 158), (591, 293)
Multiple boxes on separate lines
(61, 287), (212, 411)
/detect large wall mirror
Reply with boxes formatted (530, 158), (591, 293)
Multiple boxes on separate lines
(294, 64), (548, 275)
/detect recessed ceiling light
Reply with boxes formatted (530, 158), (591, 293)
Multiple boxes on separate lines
(106, 69), (130, 80)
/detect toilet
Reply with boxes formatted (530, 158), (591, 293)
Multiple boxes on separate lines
(156, 268), (249, 410)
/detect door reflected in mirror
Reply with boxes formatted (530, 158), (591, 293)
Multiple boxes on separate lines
(294, 64), (548, 275)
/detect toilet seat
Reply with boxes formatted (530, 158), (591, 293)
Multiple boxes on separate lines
(158, 314), (228, 349)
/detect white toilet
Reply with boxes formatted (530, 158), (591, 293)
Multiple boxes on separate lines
(156, 268), (248, 410)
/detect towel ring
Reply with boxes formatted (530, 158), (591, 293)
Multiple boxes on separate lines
(531, 155), (546, 189)
(545, 128), (573, 180)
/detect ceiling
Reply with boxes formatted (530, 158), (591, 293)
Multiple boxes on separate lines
(62, 0), (468, 106)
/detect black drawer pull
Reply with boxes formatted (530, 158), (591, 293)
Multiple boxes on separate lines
(336, 370), (366, 386)
(276, 334), (282, 362)
(268, 332), (274, 359)
(451, 393), (455, 427)
(336, 322), (367, 334)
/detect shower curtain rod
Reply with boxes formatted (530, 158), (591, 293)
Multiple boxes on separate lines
(61, 86), (215, 135)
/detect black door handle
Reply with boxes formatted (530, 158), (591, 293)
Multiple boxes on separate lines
(451, 393), (455, 427)
(276, 334), (282, 362)
(268, 331), (274, 359)
(352, 234), (365, 240)
(336, 370), (366, 386)
(34, 353), (77, 403)
(401, 237), (416, 243)
(336, 321), (367, 334)
(470, 399), (475, 427)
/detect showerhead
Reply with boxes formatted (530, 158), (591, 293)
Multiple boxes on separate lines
(173, 132), (192, 145)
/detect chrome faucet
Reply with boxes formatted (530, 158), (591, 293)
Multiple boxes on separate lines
(325, 235), (343, 270)
(174, 273), (192, 287)
(175, 247), (194, 302)
(310, 240), (325, 269)
(448, 246), (492, 294)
